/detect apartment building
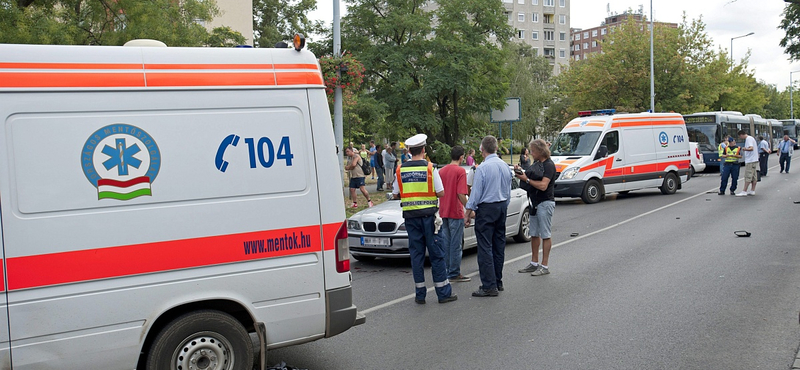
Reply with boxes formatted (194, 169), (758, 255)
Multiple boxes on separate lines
(502, 0), (571, 75)
(206, 0), (254, 46)
(570, 11), (677, 61)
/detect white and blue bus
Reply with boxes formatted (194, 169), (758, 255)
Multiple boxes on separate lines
(683, 112), (777, 169)
(779, 119), (800, 149)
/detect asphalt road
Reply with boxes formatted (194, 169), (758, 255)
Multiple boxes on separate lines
(269, 153), (800, 370)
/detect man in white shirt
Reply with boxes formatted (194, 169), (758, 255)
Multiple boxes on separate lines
(757, 135), (771, 178)
(736, 130), (759, 196)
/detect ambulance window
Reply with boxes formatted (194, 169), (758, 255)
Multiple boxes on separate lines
(600, 131), (619, 155)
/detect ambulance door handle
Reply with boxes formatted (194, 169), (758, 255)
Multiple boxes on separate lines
(616, 158), (623, 161)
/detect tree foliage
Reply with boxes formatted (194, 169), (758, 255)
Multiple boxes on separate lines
(252, 0), (323, 48)
(0, 0), (231, 46)
(342, 0), (513, 146)
(779, 2), (800, 61)
(504, 43), (556, 141)
(557, 15), (769, 117)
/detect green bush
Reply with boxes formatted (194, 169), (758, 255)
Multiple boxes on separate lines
(428, 141), (452, 166)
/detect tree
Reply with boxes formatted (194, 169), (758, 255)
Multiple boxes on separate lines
(504, 42), (556, 141)
(343, 0), (513, 146)
(779, 2), (800, 61)
(0, 0), (224, 46)
(252, 0), (323, 48)
(556, 15), (764, 116)
(205, 26), (247, 47)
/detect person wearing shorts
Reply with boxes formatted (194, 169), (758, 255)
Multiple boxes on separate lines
(514, 139), (557, 277)
(345, 147), (373, 208)
(736, 130), (759, 196)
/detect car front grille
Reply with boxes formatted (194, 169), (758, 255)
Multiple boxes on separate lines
(363, 222), (397, 232)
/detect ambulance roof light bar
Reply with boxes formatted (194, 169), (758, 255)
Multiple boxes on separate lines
(577, 109), (616, 117)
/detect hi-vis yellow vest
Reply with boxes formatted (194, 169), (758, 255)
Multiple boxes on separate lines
(719, 145), (740, 163)
(396, 161), (438, 217)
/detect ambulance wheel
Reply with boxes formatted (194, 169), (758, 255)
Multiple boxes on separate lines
(660, 173), (679, 195)
(581, 179), (604, 204)
(352, 255), (376, 262)
(514, 209), (532, 243)
(146, 310), (253, 370)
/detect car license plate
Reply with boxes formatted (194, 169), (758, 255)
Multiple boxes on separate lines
(361, 237), (390, 246)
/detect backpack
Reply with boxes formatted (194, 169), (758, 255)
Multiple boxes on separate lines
(360, 157), (371, 175)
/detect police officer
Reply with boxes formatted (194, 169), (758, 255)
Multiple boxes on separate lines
(719, 137), (741, 195)
(392, 134), (457, 304)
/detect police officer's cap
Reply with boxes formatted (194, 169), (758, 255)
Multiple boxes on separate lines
(405, 134), (427, 148)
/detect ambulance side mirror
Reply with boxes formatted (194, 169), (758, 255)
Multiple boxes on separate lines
(594, 145), (609, 160)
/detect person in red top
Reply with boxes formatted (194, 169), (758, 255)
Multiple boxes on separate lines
(439, 145), (471, 282)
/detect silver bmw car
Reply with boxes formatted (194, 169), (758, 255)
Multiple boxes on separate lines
(347, 166), (532, 261)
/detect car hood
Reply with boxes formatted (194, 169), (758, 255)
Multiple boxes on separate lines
(350, 200), (403, 223)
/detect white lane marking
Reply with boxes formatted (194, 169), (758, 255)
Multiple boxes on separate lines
(361, 186), (718, 315)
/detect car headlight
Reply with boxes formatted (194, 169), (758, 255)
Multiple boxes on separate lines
(560, 167), (580, 180)
(347, 219), (361, 231)
(398, 222), (406, 231)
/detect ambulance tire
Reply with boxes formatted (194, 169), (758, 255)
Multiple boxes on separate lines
(581, 179), (604, 204)
(660, 173), (679, 195)
(352, 255), (376, 262)
(513, 209), (532, 243)
(146, 309), (253, 370)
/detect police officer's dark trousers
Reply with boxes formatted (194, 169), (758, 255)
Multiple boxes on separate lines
(405, 215), (452, 301)
(720, 163), (739, 193)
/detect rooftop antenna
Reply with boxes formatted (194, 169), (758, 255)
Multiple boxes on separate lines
(638, 4), (644, 15)
(607, 3), (611, 17)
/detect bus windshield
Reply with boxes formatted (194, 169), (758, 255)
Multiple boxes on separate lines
(686, 124), (718, 152)
(551, 131), (601, 156)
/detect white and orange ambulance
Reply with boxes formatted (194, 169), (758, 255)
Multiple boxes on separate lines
(0, 37), (363, 369)
(551, 110), (691, 204)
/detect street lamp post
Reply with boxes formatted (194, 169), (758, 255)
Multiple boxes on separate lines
(791, 70), (800, 120)
(730, 32), (754, 68)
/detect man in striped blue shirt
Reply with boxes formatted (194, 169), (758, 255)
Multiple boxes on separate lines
(465, 136), (511, 297)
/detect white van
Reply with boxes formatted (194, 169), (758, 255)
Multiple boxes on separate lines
(0, 40), (363, 369)
(551, 110), (691, 204)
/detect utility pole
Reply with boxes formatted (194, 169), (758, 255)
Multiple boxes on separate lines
(649, 0), (654, 113)
(333, 0), (344, 172)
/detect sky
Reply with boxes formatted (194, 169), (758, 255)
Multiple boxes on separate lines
(307, 0), (800, 90)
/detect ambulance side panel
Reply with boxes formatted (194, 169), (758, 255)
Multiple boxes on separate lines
(0, 87), (329, 368)
(621, 126), (659, 190)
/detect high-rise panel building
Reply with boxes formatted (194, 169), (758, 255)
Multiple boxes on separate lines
(501, 0), (571, 75)
(206, 0), (254, 46)
(570, 10), (677, 62)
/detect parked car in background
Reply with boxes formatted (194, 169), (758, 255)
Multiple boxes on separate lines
(347, 166), (531, 261)
(689, 142), (706, 176)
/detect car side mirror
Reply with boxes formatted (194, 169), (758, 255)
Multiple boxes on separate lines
(386, 192), (394, 201)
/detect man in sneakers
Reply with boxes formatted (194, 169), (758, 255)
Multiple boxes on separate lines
(757, 135), (771, 178)
(393, 134), (456, 304)
(515, 139), (557, 277)
(439, 146), (471, 283)
(344, 147), (373, 208)
(736, 130), (759, 196)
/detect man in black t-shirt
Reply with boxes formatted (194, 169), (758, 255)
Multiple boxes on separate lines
(514, 139), (557, 276)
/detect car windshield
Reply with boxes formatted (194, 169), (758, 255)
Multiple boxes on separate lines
(686, 124), (718, 152)
(550, 131), (601, 156)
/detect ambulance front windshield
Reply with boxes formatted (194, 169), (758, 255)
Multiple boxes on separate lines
(551, 131), (601, 156)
